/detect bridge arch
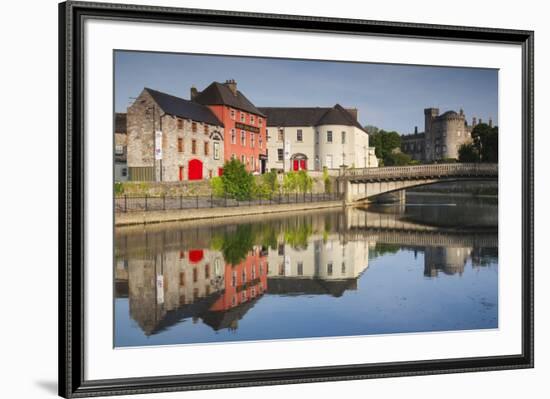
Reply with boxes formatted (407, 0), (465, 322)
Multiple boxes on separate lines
(338, 163), (497, 204)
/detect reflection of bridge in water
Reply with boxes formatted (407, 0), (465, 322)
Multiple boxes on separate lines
(342, 204), (498, 248)
(115, 206), (497, 337)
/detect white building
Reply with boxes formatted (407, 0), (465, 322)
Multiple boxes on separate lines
(259, 104), (378, 172)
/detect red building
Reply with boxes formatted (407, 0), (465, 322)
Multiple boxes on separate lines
(209, 247), (268, 314)
(192, 80), (268, 173)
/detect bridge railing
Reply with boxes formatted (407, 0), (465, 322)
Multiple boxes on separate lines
(340, 163), (498, 180)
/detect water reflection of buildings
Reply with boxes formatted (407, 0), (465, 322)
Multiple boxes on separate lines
(204, 247), (268, 331)
(115, 246), (268, 335)
(423, 246), (472, 277)
(267, 236), (370, 297)
(115, 206), (497, 337)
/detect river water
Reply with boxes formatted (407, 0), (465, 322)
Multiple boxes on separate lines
(114, 193), (498, 347)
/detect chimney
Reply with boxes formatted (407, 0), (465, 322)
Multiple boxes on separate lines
(346, 108), (358, 121)
(414, 126), (418, 134)
(225, 79), (237, 96)
(190, 86), (199, 100)
(489, 117), (493, 127)
(479, 118), (483, 124)
(472, 117), (477, 126)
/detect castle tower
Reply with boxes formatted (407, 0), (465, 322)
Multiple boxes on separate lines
(424, 108), (439, 135)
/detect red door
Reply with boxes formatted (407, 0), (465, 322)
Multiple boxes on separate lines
(299, 159), (307, 170)
(179, 166), (184, 181)
(218, 167), (223, 176)
(293, 160), (299, 171)
(188, 159), (203, 180)
(188, 249), (204, 263)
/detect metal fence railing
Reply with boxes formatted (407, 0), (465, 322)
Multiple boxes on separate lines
(115, 192), (343, 213)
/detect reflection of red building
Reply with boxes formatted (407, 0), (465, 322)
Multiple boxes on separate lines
(210, 246), (268, 313)
(191, 80), (268, 174)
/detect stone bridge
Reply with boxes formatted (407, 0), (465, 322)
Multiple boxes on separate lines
(337, 163), (498, 204)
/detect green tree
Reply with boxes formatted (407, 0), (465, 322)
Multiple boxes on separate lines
(369, 129), (402, 163)
(220, 158), (254, 200)
(471, 123), (498, 162)
(364, 125), (380, 135)
(384, 151), (412, 166)
(458, 143), (479, 162)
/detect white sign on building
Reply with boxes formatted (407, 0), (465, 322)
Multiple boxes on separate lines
(156, 274), (164, 304)
(284, 255), (291, 276)
(284, 139), (291, 160)
(155, 130), (163, 160)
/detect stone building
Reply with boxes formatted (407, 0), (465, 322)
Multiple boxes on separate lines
(127, 88), (225, 181)
(114, 112), (128, 182)
(401, 108), (489, 162)
(259, 105), (378, 172)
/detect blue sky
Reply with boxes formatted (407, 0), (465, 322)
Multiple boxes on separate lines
(115, 51), (498, 134)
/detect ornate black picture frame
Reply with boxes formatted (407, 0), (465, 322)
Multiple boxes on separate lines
(59, 1), (534, 397)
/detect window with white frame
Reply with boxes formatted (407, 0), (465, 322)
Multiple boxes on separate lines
(277, 148), (284, 161)
(250, 115), (255, 124)
(213, 141), (220, 160)
(327, 131), (333, 143)
(297, 129), (303, 142)
(240, 112), (246, 122)
(250, 132), (255, 148)
(231, 128), (236, 144)
(241, 130), (246, 146)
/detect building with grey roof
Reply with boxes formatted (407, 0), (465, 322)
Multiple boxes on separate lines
(126, 88), (225, 182)
(259, 105), (378, 172)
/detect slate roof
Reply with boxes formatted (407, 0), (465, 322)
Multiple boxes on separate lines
(144, 88), (223, 126)
(115, 113), (127, 133)
(258, 104), (367, 133)
(267, 277), (358, 298)
(192, 82), (266, 117)
(257, 107), (331, 127)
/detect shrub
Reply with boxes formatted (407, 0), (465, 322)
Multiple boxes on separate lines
(261, 170), (279, 193)
(458, 143), (479, 162)
(114, 182), (124, 195)
(296, 170), (313, 193)
(323, 167), (332, 193)
(209, 176), (225, 197)
(220, 159), (254, 200)
(282, 172), (298, 193)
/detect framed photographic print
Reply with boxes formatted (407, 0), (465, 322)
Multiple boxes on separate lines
(59, 1), (534, 397)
